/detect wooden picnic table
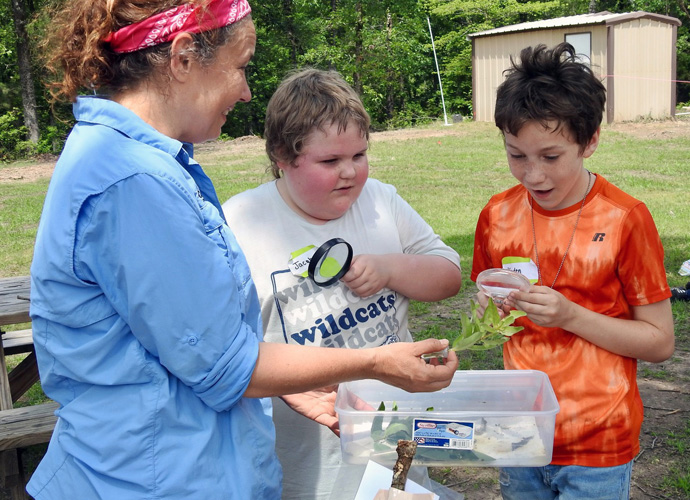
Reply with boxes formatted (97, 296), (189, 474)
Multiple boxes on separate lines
(0, 276), (38, 406)
(0, 275), (55, 500)
(0, 276), (31, 328)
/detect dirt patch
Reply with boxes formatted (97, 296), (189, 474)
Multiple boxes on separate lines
(605, 117), (690, 140)
(197, 134), (266, 157)
(0, 136), (266, 184)
(0, 162), (55, 183)
(371, 124), (476, 141)
(3, 117), (690, 183)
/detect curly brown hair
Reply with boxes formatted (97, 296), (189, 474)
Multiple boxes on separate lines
(41, 0), (250, 103)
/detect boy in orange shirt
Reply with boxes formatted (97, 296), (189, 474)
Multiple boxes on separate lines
(471, 43), (675, 499)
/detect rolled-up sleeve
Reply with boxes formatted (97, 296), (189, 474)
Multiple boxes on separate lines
(74, 171), (260, 411)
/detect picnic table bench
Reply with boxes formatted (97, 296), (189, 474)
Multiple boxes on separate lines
(1, 276), (57, 500)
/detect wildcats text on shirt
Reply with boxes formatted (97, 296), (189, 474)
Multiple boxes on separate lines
(273, 275), (401, 348)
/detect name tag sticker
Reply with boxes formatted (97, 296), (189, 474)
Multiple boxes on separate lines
(288, 245), (316, 277)
(502, 256), (538, 284)
(288, 238), (354, 285)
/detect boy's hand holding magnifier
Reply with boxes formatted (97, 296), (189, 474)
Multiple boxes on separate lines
(294, 238), (457, 365)
(305, 238), (399, 299)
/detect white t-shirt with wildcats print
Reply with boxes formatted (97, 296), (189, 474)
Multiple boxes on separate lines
(223, 178), (460, 499)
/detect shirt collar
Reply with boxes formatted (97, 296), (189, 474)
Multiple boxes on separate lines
(73, 96), (226, 223)
(73, 96), (187, 161)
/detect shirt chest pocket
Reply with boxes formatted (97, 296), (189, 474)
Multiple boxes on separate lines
(197, 197), (253, 311)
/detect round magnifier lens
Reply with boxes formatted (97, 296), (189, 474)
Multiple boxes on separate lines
(476, 268), (530, 304)
(308, 238), (353, 286)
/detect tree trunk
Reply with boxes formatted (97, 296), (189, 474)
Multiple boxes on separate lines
(353, 0), (363, 95)
(10, 0), (40, 143)
(385, 10), (394, 120)
(588, 0), (597, 13)
(328, 0), (338, 70)
(282, 0), (298, 66)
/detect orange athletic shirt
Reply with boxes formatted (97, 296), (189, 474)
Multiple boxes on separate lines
(471, 174), (671, 467)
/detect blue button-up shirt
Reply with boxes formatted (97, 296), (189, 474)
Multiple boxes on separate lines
(28, 97), (281, 499)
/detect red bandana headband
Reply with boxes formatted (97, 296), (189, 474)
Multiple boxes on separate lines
(103, 0), (251, 54)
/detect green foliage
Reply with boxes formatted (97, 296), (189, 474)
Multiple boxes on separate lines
(424, 0), (562, 116)
(1, 0), (689, 148)
(36, 124), (65, 154)
(223, 0), (442, 135)
(0, 108), (29, 162)
(676, 32), (690, 104)
(0, 0), (20, 114)
(451, 299), (526, 351)
(0, 107), (67, 161)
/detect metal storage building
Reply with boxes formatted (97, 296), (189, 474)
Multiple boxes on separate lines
(468, 11), (681, 123)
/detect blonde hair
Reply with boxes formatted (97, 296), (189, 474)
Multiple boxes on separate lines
(264, 68), (370, 178)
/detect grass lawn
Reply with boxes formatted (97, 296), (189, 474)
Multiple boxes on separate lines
(1, 118), (689, 497)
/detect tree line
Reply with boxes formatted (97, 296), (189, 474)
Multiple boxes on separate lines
(1, 0), (689, 161)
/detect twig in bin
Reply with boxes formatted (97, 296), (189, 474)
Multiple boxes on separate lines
(391, 440), (417, 491)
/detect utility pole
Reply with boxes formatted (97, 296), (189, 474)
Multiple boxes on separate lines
(426, 16), (450, 126)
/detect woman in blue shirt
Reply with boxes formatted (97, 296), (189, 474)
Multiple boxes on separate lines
(28, 0), (458, 498)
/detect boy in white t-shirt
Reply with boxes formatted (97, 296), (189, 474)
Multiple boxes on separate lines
(223, 68), (462, 500)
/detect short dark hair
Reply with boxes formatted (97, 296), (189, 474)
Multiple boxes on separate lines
(494, 43), (606, 151)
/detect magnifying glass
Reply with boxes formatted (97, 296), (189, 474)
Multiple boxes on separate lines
(307, 238), (354, 286)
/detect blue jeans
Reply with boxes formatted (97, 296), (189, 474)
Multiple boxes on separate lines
(499, 461), (633, 500)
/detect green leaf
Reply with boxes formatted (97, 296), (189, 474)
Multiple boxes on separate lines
(383, 421), (412, 442)
(483, 298), (501, 325)
(496, 325), (524, 337)
(460, 311), (472, 334)
(451, 326), (484, 351)
(505, 310), (528, 322)
(449, 299), (526, 353)
(478, 337), (511, 348)
(372, 407), (385, 436)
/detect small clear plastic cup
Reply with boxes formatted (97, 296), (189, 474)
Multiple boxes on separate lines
(476, 268), (531, 305)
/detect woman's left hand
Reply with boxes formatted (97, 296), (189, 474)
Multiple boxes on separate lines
(280, 386), (340, 436)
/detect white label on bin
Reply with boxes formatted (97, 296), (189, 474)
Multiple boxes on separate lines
(412, 419), (475, 450)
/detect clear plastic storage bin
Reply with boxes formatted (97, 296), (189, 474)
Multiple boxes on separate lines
(335, 370), (559, 467)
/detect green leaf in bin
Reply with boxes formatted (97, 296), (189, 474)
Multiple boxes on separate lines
(371, 402), (386, 440)
(383, 421), (412, 441)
